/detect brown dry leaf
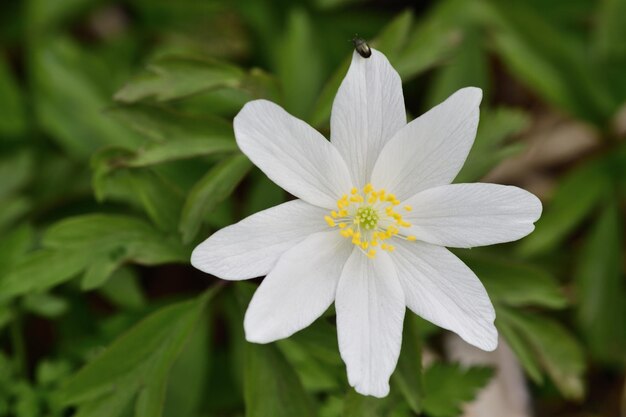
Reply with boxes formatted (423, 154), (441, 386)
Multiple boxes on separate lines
(444, 334), (532, 417)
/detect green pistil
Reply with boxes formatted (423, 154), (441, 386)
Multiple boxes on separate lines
(355, 206), (379, 230)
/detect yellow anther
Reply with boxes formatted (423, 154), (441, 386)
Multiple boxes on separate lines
(340, 228), (353, 238)
(328, 185), (416, 259)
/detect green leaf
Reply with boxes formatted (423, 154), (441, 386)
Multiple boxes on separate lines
(574, 199), (626, 364)
(421, 363), (494, 417)
(391, 315), (423, 413)
(593, 0), (626, 97)
(497, 308), (585, 399)
(91, 159), (186, 231)
(277, 320), (344, 392)
(60, 290), (216, 417)
(0, 151), (34, 201)
(99, 139), (238, 170)
(25, 0), (92, 32)
(455, 108), (529, 183)
(163, 317), (210, 417)
(275, 8), (324, 119)
(106, 103), (233, 143)
(594, 0), (626, 62)
(114, 55), (244, 103)
(519, 159), (610, 256)
(0, 249), (89, 300)
(372, 10), (414, 63)
(426, 25), (489, 108)
(103, 105), (238, 170)
(342, 389), (383, 417)
(44, 214), (187, 263)
(458, 251), (566, 308)
(180, 154), (251, 243)
(243, 173), (285, 217)
(127, 170), (185, 232)
(497, 312), (543, 383)
(309, 57), (350, 129)
(22, 292), (68, 318)
(245, 343), (315, 417)
(0, 55), (26, 137)
(0, 197), (31, 233)
(98, 267), (146, 310)
(81, 254), (125, 291)
(393, 0), (468, 81)
(0, 214), (187, 298)
(482, 0), (617, 124)
(0, 224), (33, 275)
(32, 38), (141, 158)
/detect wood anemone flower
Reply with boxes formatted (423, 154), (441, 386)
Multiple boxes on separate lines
(191, 48), (542, 398)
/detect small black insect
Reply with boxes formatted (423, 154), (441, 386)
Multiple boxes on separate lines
(352, 37), (371, 58)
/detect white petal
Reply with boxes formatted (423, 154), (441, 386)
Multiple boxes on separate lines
(403, 183), (542, 248)
(336, 249), (405, 397)
(371, 87), (482, 200)
(191, 200), (328, 280)
(331, 49), (406, 188)
(394, 240), (497, 351)
(244, 230), (352, 343)
(234, 100), (353, 208)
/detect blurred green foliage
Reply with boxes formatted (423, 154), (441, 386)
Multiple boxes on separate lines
(0, 0), (625, 416)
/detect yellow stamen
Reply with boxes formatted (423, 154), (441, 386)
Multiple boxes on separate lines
(324, 185), (417, 259)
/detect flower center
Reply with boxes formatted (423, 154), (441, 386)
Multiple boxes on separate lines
(355, 206), (379, 230)
(324, 183), (417, 259)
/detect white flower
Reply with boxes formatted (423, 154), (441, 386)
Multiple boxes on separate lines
(191, 48), (542, 397)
